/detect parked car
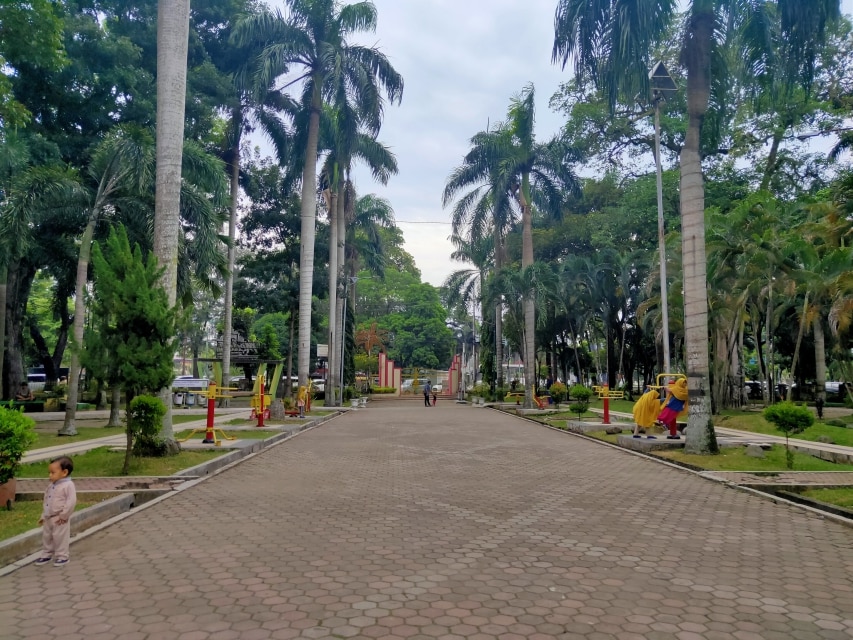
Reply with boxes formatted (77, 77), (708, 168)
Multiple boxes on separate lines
(401, 378), (429, 391)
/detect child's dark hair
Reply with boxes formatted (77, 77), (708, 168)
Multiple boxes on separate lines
(51, 456), (74, 475)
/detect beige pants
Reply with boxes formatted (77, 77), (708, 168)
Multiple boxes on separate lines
(41, 516), (71, 561)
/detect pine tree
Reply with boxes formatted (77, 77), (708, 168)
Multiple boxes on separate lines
(89, 226), (177, 474)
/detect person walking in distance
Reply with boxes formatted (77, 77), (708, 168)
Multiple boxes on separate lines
(423, 380), (432, 407)
(35, 456), (77, 567)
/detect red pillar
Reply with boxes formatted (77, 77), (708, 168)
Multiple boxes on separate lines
(602, 384), (610, 425)
(203, 382), (216, 443)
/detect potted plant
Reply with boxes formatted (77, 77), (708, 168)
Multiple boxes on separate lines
(0, 405), (38, 509)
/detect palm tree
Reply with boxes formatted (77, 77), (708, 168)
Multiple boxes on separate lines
(553, 0), (840, 453)
(154, 0), (192, 447)
(443, 125), (517, 389)
(233, 0), (403, 388)
(61, 127), (154, 436)
(498, 86), (580, 407)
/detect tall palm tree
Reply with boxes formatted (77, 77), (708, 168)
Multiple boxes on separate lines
(443, 125), (517, 389)
(233, 0), (403, 388)
(154, 0), (192, 447)
(553, 0), (839, 453)
(493, 85), (580, 407)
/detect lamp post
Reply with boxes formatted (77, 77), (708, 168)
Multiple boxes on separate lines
(650, 61), (677, 376)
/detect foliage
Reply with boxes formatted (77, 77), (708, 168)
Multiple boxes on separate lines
(129, 395), (167, 457)
(0, 406), (37, 484)
(370, 387), (396, 394)
(763, 401), (815, 469)
(549, 381), (568, 405)
(568, 384), (592, 420)
(89, 227), (177, 473)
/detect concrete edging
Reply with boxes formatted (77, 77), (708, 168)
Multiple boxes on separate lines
(496, 406), (853, 531)
(0, 411), (343, 575)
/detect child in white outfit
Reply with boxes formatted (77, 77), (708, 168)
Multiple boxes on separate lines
(35, 456), (77, 567)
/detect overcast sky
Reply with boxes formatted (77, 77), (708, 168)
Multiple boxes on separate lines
(263, 0), (570, 287)
(262, 0), (853, 288)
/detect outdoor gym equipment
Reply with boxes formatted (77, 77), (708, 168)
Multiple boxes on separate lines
(593, 384), (624, 425)
(177, 381), (237, 445)
(250, 373), (271, 427)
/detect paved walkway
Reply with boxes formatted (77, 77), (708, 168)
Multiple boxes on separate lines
(3, 402), (853, 639)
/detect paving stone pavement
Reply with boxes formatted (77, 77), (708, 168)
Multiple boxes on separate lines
(2, 402), (853, 640)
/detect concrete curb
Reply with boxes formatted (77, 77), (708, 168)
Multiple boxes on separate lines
(0, 411), (343, 575)
(497, 406), (853, 531)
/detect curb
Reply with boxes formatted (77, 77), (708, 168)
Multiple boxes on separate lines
(0, 411), (343, 575)
(498, 406), (853, 531)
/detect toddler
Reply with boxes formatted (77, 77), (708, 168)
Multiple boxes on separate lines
(35, 456), (77, 567)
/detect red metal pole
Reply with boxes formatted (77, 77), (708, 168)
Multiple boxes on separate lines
(257, 374), (265, 428)
(203, 382), (216, 443)
(602, 384), (610, 425)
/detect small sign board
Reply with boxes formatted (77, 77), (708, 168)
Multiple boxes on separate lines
(317, 343), (328, 358)
(215, 332), (260, 363)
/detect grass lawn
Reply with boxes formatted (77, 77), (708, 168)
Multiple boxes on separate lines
(175, 428), (273, 441)
(16, 447), (227, 478)
(798, 488), (853, 509)
(34, 426), (125, 450)
(655, 445), (853, 472)
(0, 500), (95, 542)
(715, 412), (853, 447)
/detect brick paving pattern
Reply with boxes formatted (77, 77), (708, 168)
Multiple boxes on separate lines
(2, 402), (853, 639)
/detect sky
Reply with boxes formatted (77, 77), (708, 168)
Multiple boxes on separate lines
(262, 0), (853, 288)
(264, 0), (570, 287)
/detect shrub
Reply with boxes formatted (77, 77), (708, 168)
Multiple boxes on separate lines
(568, 384), (592, 420)
(492, 386), (508, 402)
(549, 381), (568, 406)
(0, 406), (38, 484)
(470, 383), (490, 398)
(763, 401), (814, 469)
(370, 386), (397, 394)
(130, 395), (168, 457)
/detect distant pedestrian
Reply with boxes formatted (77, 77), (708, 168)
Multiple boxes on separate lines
(815, 396), (825, 420)
(431, 388), (437, 406)
(423, 380), (432, 407)
(35, 456), (77, 567)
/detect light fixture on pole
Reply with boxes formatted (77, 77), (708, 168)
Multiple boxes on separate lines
(650, 60), (677, 375)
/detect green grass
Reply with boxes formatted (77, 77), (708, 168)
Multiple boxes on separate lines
(655, 445), (853, 472)
(175, 428), (274, 441)
(0, 500), (95, 542)
(34, 426), (125, 449)
(16, 447), (227, 478)
(172, 414), (207, 425)
(715, 412), (853, 447)
(798, 488), (853, 509)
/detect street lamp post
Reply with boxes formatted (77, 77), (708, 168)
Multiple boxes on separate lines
(650, 61), (677, 376)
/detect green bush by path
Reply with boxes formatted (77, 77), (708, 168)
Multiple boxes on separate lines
(655, 445), (853, 472)
(0, 500), (95, 542)
(16, 447), (227, 478)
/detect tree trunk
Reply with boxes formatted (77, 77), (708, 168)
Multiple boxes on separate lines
(122, 391), (134, 475)
(520, 179), (535, 409)
(334, 179), (347, 400)
(153, 0), (191, 452)
(220, 116), (241, 407)
(814, 316), (827, 404)
(107, 385), (122, 427)
(681, 6), (718, 454)
(494, 225), (504, 388)
(787, 293), (809, 401)
(326, 186), (338, 406)
(297, 81), (323, 388)
(0, 265), (7, 396)
(60, 217), (98, 436)
(765, 285), (773, 405)
(3, 260), (35, 400)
